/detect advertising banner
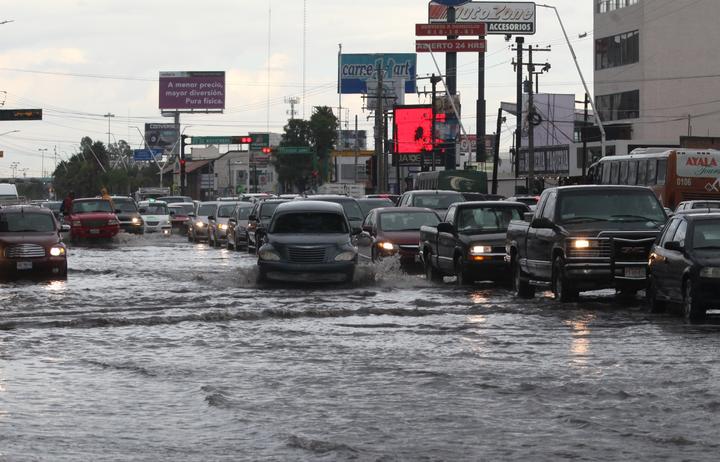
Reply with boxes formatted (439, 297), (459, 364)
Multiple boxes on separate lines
(676, 150), (720, 178)
(339, 54), (417, 94)
(133, 149), (163, 162)
(159, 71), (225, 111)
(518, 146), (570, 175)
(144, 123), (179, 151)
(416, 39), (487, 53)
(338, 130), (367, 150)
(428, 1), (536, 35)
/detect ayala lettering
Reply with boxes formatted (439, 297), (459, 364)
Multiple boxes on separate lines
(686, 157), (718, 167)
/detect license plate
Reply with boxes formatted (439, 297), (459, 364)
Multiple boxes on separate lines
(90, 229), (100, 234)
(16, 261), (32, 271)
(625, 267), (645, 278)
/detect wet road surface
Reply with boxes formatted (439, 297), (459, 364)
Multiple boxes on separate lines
(2, 234), (720, 461)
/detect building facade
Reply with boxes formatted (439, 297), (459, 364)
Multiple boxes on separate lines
(594, 0), (720, 155)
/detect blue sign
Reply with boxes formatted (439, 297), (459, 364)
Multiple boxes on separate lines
(339, 53), (417, 95)
(433, 0), (470, 5)
(133, 149), (163, 161)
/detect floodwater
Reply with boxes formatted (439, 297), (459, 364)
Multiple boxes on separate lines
(1, 234), (720, 461)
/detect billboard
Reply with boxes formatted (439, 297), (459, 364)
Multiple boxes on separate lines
(339, 54), (417, 94)
(518, 93), (575, 176)
(393, 105), (434, 155)
(428, 1), (536, 35)
(144, 123), (179, 151)
(339, 130), (367, 150)
(159, 71), (225, 111)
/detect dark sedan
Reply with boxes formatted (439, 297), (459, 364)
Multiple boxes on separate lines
(357, 207), (441, 265)
(648, 212), (720, 321)
(257, 201), (360, 283)
(112, 196), (144, 234)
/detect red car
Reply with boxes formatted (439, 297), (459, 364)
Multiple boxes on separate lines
(357, 207), (441, 265)
(168, 202), (195, 234)
(0, 205), (68, 279)
(68, 198), (120, 240)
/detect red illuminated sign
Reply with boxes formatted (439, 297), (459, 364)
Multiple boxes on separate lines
(415, 23), (486, 36)
(393, 105), (434, 155)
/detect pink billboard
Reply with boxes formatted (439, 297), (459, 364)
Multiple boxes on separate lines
(159, 71), (225, 111)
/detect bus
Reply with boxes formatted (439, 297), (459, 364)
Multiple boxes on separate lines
(415, 170), (488, 194)
(588, 148), (720, 209)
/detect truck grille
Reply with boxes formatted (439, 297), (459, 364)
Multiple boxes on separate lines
(82, 219), (107, 227)
(5, 244), (46, 258)
(146, 221), (159, 226)
(287, 246), (327, 264)
(613, 238), (656, 262)
(567, 239), (611, 258)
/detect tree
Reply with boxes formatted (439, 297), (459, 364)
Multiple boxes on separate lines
(309, 106), (338, 183)
(273, 119), (314, 193)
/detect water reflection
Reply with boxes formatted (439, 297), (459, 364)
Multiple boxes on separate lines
(566, 315), (595, 367)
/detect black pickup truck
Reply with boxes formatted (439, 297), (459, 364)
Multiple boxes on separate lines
(420, 201), (530, 285)
(505, 185), (668, 301)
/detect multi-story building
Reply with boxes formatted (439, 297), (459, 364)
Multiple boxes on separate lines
(592, 0), (720, 157)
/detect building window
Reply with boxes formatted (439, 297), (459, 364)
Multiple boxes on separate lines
(597, 0), (638, 14)
(596, 90), (640, 121)
(595, 30), (639, 70)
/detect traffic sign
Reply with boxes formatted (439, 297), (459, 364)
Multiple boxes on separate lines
(0, 109), (42, 121)
(416, 39), (486, 53)
(190, 136), (255, 145)
(415, 23), (486, 36)
(277, 146), (313, 155)
(249, 133), (270, 150)
(133, 149), (163, 161)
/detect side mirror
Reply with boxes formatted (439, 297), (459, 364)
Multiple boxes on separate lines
(437, 222), (454, 234)
(362, 225), (373, 233)
(61, 224), (70, 232)
(523, 212), (534, 223)
(664, 241), (683, 252)
(139, 208), (147, 214)
(351, 226), (362, 236)
(531, 217), (555, 229)
(208, 215), (216, 221)
(248, 214), (257, 221)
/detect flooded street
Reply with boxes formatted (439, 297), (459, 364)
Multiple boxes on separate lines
(2, 235), (720, 461)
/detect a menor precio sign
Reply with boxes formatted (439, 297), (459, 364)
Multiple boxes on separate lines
(429, 1), (536, 35)
(159, 71), (225, 111)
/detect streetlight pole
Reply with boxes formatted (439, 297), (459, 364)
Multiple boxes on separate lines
(104, 113), (115, 148)
(38, 148), (48, 178)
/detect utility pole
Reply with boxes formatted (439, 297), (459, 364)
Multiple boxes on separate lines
(104, 113), (115, 148)
(477, 32), (486, 164)
(353, 114), (359, 183)
(285, 96), (299, 120)
(38, 148), (48, 178)
(492, 107), (504, 195)
(514, 37), (523, 183)
(527, 45), (535, 192)
(10, 161), (19, 179)
(431, 74), (441, 171)
(582, 93), (589, 178)
(374, 61), (384, 193)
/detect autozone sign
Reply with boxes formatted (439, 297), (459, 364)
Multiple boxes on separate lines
(428, 1), (536, 35)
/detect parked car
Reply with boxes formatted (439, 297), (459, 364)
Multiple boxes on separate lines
(648, 212), (720, 321)
(246, 199), (289, 253)
(357, 197), (395, 218)
(157, 195), (193, 205)
(358, 207), (441, 265)
(0, 205), (67, 279)
(506, 196), (540, 211)
(397, 190), (465, 218)
(68, 198), (120, 240)
(421, 201), (529, 285)
(168, 202), (195, 235)
(297, 195), (365, 230)
(226, 202), (254, 251)
(208, 201), (243, 247)
(138, 200), (171, 235)
(111, 196), (144, 234)
(506, 185), (667, 301)
(188, 201), (219, 243)
(257, 201), (360, 283)
(675, 200), (720, 213)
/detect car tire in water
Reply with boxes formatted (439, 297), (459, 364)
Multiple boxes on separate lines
(683, 280), (705, 323)
(424, 253), (443, 283)
(454, 256), (472, 286)
(647, 276), (666, 313)
(552, 256), (578, 302)
(513, 258), (535, 299)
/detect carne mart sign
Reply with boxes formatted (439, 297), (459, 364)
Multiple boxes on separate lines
(428, 1), (536, 35)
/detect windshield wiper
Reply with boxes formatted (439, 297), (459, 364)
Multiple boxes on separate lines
(562, 216), (606, 224)
(610, 214), (662, 223)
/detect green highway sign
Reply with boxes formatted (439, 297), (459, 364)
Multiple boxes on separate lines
(190, 135), (254, 145)
(249, 133), (270, 150)
(277, 146), (313, 155)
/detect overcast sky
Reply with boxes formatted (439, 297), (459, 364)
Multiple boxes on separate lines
(0, 0), (593, 178)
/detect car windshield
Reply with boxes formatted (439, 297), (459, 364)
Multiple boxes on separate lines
(271, 212), (348, 234)
(169, 204), (194, 214)
(236, 206), (252, 220)
(379, 211), (440, 232)
(692, 220), (720, 249)
(218, 204), (236, 218)
(197, 204), (216, 216)
(0, 213), (55, 233)
(457, 207), (523, 234)
(74, 200), (113, 213)
(558, 191), (666, 224)
(114, 202), (137, 213)
(260, 202), (283, 220)
(413, 193), (463, 210)
(143, 204), (168, 215)
(359, 199), (394, 216)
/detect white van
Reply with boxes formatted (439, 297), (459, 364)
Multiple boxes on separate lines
(0, 183), (19, 205)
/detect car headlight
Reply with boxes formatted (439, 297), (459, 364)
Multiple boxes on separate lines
(72, 220), (81, 227)
(107, 219), (119, 226)
(335, 250), (357, 261)
(470, 245), (492, 255)
(195, 222), (204, 228)
(700, 267), (720, 278)
(218, 224), (227, 230)
(572, 239), (591, 249)
(378, 241), (397, 251)
(131, 217), (141, 224)
(49, 246), (66, 257)
(258, 247), (281, 261)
